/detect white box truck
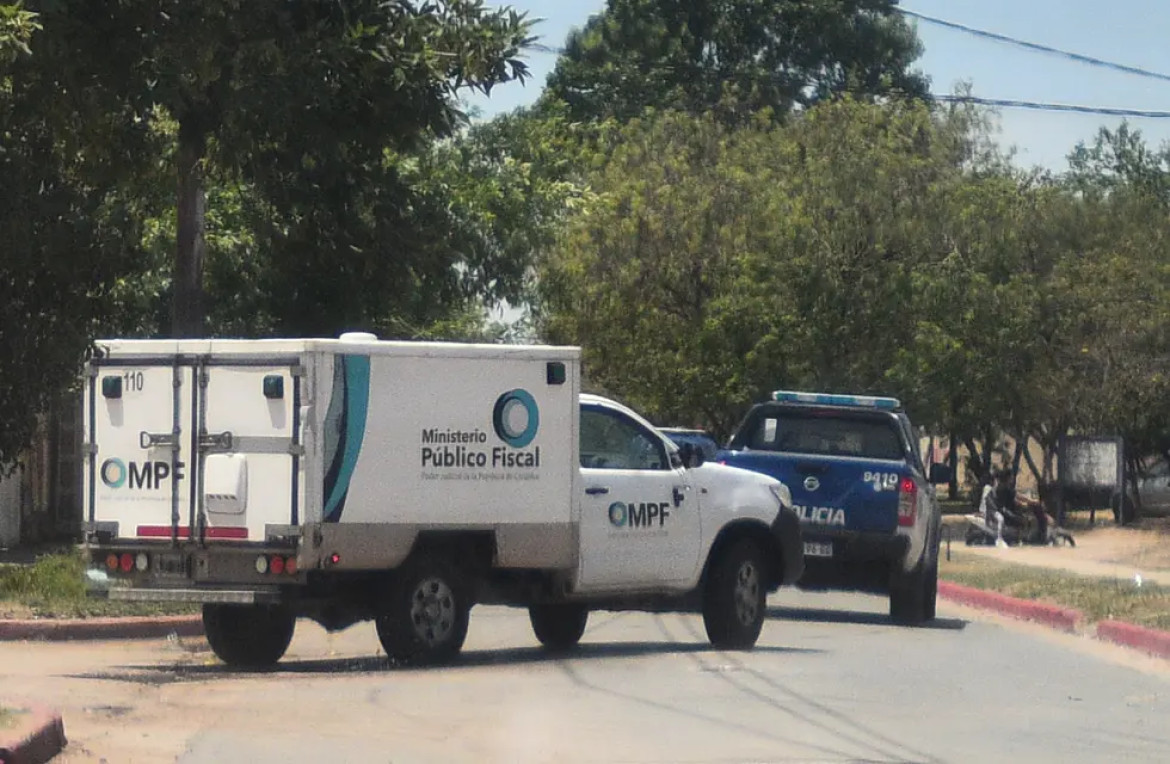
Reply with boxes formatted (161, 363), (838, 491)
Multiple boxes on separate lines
(83, 334), (802, 667)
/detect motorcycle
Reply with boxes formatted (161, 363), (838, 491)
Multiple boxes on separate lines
(964, 484), (1076, 547)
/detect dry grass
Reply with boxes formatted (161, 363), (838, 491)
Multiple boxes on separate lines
(942, 551), (1170, 630)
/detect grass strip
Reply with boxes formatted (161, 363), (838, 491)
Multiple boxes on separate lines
(0, 552), (197, 619)
(941, 552), (1170, 631)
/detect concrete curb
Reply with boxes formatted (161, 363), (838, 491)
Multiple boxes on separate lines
(1096, 619), (1170, 660)
(0, 702), (67, 764)
(937, 580), (1083, 633)
(0, 614), (203, 642)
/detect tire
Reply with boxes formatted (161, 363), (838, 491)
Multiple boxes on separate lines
(529, 604), (589, 651)
(376, 554), (471, 665)
(202, 604), (296, 669)
(702, 539), (767, 650)
(889, 559), (933, 626)
(922, 555), (939, 622)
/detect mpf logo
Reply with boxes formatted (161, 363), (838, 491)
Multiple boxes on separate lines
(100, 458), (184, 490)
(492, 389), (539, 448)
(608, 501), (671, 529)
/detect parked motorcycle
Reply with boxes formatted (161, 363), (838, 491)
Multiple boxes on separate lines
(964, 480), (1076, 547)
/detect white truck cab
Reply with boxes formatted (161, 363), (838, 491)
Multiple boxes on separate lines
(83, 337), (802, 667)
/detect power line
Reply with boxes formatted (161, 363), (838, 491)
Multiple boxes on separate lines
(524, 42), (1170, 118)
(934, 94), (1170, 118)
(897, 8), (1170, 84)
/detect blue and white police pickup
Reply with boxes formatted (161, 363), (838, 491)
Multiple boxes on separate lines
(717, 391), (951, 624)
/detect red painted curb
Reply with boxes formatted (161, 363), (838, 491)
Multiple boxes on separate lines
(0, 614), (203, 642)
(0, 703), (67, 764)
(938, 580), (1083, 633)
(1096, 619), (1170, 660)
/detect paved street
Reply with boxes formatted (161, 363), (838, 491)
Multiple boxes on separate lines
(4, 590), (1169, 763)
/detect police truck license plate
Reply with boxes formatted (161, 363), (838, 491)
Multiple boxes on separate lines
(803, 541), (832, 558)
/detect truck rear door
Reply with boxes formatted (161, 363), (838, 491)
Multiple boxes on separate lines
(722, 407), (908, 535)
(87, 354), (303, 543)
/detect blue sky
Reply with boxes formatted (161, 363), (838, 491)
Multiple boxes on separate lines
(464, 0), (1170, 172)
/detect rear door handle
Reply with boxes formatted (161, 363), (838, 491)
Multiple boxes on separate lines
(585, 486), (609, 496)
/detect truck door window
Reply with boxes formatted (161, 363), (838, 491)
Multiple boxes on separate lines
(580, 408), (669, 471)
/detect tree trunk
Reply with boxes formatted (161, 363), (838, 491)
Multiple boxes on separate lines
(173, 120), (207, 338)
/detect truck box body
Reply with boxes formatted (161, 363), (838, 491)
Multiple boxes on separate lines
(84, 337), (804, 667)
(86, 337), (581, 570)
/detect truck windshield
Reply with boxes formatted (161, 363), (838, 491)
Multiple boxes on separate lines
(744, 410), (904, 460)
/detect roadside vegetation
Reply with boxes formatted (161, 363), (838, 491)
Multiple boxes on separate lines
(0, 553), (195, 619)
(941, 552), (1170, 630)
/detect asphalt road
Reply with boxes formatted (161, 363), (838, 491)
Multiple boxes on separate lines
(5, 590), (1170, 763)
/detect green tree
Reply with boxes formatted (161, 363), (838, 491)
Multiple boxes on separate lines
(16, 0), (534, 337)
(543, 0), (927, 124)
(538, 99), (972, 437)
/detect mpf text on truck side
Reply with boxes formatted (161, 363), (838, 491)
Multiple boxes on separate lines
(83, 335), (803, 667)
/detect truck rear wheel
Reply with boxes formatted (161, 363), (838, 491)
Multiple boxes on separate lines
(529, 604), (589, 651)
(889, 557), (936, 625)
(202, 604), (295, 669)
(376, 554), (470, 665)
(702, 539), (767, 650)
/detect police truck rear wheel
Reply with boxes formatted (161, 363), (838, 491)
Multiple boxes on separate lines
(202, 604), (295, 669)
(529, 604), (589, 651)
(703, 539), (767, 650)
(889, 561), (931, 625)
(376, 554), (470, 665)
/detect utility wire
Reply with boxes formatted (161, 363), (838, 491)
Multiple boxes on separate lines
(935, 94), (1170, 118)
(525, 40), (1170, 118)
(898, 8), (1170, 84)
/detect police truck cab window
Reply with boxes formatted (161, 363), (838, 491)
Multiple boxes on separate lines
(580, 408), (668, 470)
(749, 412), (903, 461)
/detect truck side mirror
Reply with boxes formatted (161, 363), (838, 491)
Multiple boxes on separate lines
(929, 463), (953, 485)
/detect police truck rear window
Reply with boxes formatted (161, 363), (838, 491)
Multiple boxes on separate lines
(747, 411), (903, 460)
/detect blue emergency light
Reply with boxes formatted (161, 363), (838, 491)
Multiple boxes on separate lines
(771, 390), (901, 410)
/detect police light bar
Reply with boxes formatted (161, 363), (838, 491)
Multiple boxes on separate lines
(771, 390), (901, 410)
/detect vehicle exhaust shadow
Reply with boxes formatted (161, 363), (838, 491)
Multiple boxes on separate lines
(70, 641), (824, 682)
(768, 606), (967, 631)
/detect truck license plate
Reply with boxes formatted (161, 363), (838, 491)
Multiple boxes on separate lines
(156, 552), (187, 577)
(803, 541), (833, 558)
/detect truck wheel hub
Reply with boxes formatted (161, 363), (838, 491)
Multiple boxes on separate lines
(410, 577), (455, 645)
(734, 562), (760, 625)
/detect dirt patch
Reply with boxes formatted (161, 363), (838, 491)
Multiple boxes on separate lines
(943, 514), (1170, 583)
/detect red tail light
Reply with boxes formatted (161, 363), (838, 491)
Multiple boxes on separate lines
(269, 555), (285, 575)
(284, 557), (297, 575)
(898, 476), (917, 527)
(119, 553), (134, 572)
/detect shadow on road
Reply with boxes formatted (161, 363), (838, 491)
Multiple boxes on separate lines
(67, 640), (825, 683)
(768, 606), (967, 631)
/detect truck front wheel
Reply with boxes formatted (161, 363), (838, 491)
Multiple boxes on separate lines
(702, 539), (767, 650)
(376, 554), (471, 665)
(202, 604), (295, 669)
(529, 604), (589, 651)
